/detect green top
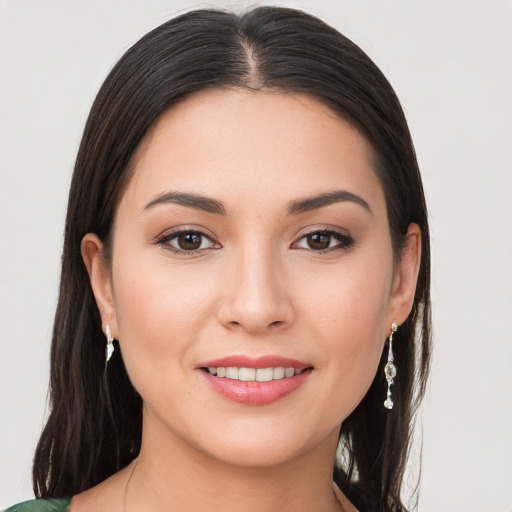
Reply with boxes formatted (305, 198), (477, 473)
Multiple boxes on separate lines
(2, 499), (71, 512)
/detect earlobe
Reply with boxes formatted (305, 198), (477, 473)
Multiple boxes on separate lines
(389, 223), (422, 325)
(81, 233), (118, 336)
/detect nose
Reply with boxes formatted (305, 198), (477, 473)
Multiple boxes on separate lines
(216, 247), (295, 335)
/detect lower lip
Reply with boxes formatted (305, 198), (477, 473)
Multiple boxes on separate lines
(200, 369), (312, 405)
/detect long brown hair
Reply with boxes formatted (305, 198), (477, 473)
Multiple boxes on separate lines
(33, 7), (431, 511)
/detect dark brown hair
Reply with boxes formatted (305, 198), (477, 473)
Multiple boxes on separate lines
(33, 7), (431, 511)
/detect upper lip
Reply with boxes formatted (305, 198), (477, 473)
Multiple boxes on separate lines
(198, 355), (312, 370)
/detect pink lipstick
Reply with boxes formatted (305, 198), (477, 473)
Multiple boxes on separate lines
(197, 355), (313, 406)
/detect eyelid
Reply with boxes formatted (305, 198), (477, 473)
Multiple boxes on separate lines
(291, 226), (354, 252)
(155, 226), (221, 253)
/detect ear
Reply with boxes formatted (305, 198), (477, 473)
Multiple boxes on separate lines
(388, 223), (422, 326)
(81, 233), (118, 338)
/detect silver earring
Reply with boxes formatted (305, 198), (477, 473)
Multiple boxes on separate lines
(384, 320), (398, 410)
(105, 324), (114, 365)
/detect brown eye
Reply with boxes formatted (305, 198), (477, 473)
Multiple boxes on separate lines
(306, 233), (331, 250)
(176, 232), (203, 250)
(158, 229), (218, 253)
(293, 229), (354, 252)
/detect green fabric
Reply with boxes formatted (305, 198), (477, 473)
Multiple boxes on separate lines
(2, 499), (71, 512)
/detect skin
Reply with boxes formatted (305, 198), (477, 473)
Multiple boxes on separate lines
(77, 89), (421, 512)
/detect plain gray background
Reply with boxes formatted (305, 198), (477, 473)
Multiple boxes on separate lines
(1, 1), (511, 510)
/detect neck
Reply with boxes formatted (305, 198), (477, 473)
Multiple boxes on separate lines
(126, 414), (344, 512)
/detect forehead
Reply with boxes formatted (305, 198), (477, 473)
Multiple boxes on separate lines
(121, 88), (384, 214)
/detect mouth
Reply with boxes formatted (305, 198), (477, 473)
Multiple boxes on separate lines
(202, 366), (306, 381)
(198, 356), (313, 405)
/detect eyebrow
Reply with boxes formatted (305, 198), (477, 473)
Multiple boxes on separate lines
(287, 190), (372, 215)
(144, 191), (226, 215)
(143, 189), (371, 216)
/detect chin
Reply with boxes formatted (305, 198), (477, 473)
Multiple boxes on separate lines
(178, 412), (340, 470)
(198, 434), (316, 468)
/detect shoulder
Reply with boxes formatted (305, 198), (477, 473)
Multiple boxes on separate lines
(2, 498), (71, 512)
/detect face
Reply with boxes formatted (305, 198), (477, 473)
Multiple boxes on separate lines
(84, 89), (419, 468)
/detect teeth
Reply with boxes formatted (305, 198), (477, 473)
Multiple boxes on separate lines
(238, 367), (256, 382)
(206, 366), (306, 382)
(226, 367), (239, 379)
(273, 367), (285, 380)
(256, 368), (273, 382)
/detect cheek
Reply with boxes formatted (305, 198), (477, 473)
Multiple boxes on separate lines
(298, 255), (392, 413)
(301, 251), (392, 339)
(109, 250), (217, 392)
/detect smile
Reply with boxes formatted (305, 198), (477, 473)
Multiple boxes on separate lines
(205, 366), (303, 381)
(198, 356), (313, 405)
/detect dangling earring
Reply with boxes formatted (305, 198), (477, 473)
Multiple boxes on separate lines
(105, 324), (114, 365)
(384, 320), (398, 410)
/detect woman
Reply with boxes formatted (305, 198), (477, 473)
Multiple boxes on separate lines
(5, 6), (431, 512)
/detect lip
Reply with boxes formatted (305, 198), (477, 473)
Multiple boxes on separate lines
(197, 355), (313, 406)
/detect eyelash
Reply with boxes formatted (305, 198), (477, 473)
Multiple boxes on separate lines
(156, 228), (220, 254)
(292, 228), (354, 253)
(156, 228), (354, 254)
